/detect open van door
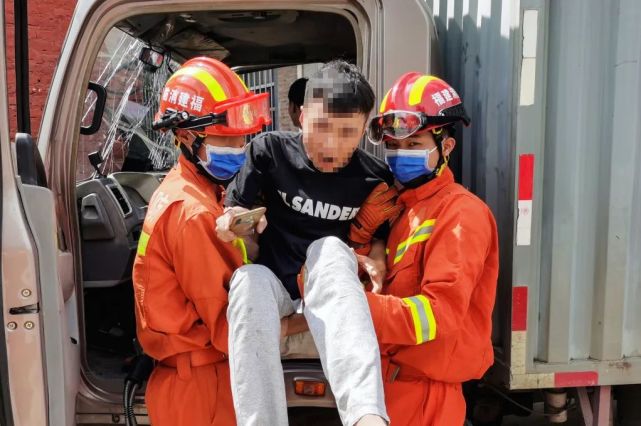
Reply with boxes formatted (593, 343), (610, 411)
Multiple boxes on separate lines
(0, 6), (16, 425)
(6, 0), (441, 423)
(0, 0), (80, 424)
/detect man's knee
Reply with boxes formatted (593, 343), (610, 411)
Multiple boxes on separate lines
(307, 236), (352, 259)
(229, 264), (278, 301)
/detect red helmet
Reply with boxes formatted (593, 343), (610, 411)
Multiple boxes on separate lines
(154, 56), (271, 136)
(367, 72), (469, 144)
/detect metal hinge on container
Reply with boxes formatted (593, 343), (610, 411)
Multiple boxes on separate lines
(9, 303), (40, 315)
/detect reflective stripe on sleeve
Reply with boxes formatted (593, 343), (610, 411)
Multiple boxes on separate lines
(137, 231), (150, 256)
(402, 294), (437, 344)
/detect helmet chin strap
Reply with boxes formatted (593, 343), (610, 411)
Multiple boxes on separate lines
(177, 132), (233, 186)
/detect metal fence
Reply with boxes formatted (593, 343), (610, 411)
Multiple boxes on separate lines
(240, 69), (278, 142)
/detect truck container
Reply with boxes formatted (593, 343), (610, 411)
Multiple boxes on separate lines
(427, 0), (641, 422)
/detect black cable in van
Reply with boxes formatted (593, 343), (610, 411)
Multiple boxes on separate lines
(123, 354), (154, 426)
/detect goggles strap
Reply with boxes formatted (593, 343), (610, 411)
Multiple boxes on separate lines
(179, 112), (227, 131)
(181, 133), (238, 187)
(178, 134), (221, 185)
(178, 133), (203, 166)
(154, 109), (228, 132)
(432, 129), (450, 177)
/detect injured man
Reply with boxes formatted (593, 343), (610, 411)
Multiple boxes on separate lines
(216, 60), (400, 426)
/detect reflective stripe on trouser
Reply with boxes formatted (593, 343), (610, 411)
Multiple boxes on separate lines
(227, 237), (388, 426)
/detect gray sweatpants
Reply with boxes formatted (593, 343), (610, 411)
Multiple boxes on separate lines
(227, 236), (388, 426)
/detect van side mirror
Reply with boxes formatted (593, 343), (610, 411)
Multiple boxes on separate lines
(15, 132), (48, 187)
(139, 47), (164, 71)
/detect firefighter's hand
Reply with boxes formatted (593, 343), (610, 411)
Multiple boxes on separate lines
(281, 314), (308, 338)
(355, 250), (387, 294)
(349, 182), (402, 248)
(216, 206), (267, 242)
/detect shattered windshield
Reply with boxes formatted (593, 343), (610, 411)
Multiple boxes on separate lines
(77, 28), (180, 181)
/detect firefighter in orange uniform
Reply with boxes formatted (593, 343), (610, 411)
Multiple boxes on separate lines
(132, 57), (272, 425)
(364, 73), (499, 425)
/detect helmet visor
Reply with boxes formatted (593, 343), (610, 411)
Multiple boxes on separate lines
(212, 92), (272, 135)
(154, 93), (272, 136)
(366, 110), (425, 145)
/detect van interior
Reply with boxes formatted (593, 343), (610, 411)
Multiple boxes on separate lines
(75, 8), (358, 422)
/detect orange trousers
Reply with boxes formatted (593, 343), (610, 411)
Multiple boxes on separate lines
(385, 379), (465, 426)
(146, 361), (235, 426)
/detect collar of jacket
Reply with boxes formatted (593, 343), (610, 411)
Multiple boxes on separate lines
(398, 167), (455, 208)
(177, 155), (223, 202)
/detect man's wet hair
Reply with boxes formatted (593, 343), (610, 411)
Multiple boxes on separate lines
(288, 78), (308, 108)
(304, 60), (375, 115)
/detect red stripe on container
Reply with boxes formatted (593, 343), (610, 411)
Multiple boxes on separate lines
(554, 371), (599, 387)
(512, 286), (528, 331)
(518, 154), (535, 201)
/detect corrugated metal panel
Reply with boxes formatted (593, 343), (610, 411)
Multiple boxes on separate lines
(425, 0), (519, 361)
(427, 0), (641, 387)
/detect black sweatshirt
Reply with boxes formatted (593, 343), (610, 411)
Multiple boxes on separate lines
(225, 131), (393, 299)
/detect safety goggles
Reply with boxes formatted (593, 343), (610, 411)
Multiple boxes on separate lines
(366, 110), (466, 145)
(154, 92), (272, 135)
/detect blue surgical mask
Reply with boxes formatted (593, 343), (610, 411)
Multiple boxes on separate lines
(385, 147), (438, 184)
(199, 145), (246, 181)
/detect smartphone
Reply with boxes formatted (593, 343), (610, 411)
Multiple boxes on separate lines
(230, 207), (267, 235)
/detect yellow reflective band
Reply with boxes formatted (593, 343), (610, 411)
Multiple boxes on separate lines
(403, 295), (436, 344)
(137, 231), (150, 256)
(379, 89), (392, 113)
(408, 76), (438, 106)
(396, 221), (435, 252)
(394, 234), (431, 264)
(435, 158), (449, 177)
(169, 67), (228, 102)
(404, 297), (423, 344)
(235, 73), (250, 92)
(232, 238), (252, 264)
(393, 219), (436, 264)
(420, 294), (437, 341)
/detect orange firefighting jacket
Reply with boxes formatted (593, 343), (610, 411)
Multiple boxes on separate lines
(367, 167), (499, 383)
(133, 156), (243, 362)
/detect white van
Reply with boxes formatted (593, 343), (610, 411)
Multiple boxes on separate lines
(0, 1), (439, 424)
(5, 0), (640, 425)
